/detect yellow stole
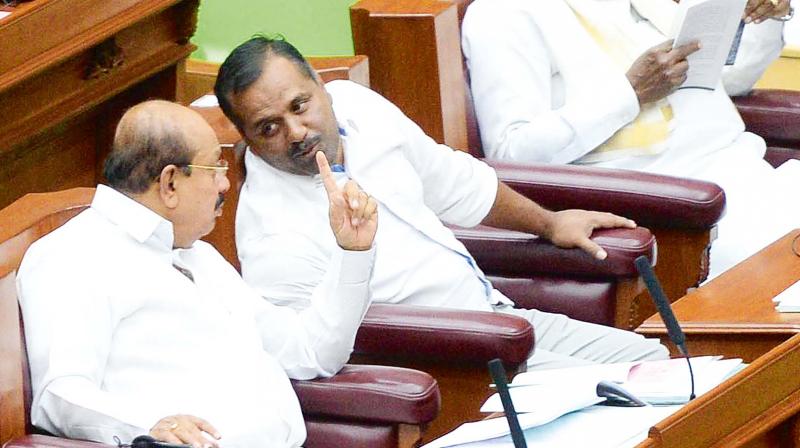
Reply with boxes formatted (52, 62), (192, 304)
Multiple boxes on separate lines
(564, 0), (676, 162)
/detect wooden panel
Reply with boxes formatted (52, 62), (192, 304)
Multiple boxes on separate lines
(351, 0), (468, 150)
(638, 229), (800, 361)
(636, 332), (800, 448)
(0, 0), (199, 209)
(0, 0), (189, 85)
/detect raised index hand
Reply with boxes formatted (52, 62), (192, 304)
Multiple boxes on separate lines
(316, 151), (378, 251)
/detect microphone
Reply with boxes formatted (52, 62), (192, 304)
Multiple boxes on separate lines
(488, 359), (527, 448)
(634, 255), (696, 400)
(131, 435), (192, 448)
(596, 380), (647, 407)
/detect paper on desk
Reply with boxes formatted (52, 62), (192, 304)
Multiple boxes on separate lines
(483, 357), (739, 412)
(0, 11), (11, 20)
(624, 357), (742, 404)
(773, 279), (800, 312)
(507, 362), (634, 387)
(481, 380), (603, 414)
(190, 94), (219, 108)
(423, 405), (682, 448)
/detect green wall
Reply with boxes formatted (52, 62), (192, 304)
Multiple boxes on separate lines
(192, 0), (356, 62)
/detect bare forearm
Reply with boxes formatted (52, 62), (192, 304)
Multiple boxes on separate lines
(481, 182), (556, 238)
(480, 181), (637, 260)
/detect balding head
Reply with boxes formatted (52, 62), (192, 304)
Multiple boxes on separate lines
(103, 100), (204, 194)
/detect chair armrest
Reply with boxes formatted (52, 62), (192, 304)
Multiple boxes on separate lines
(454, 226), (655, 278)
(4, 435), (111, 447)
(486, 160), (725, 229)
(733, 89), (800, 147)
(292, 365), (439, 425)
(355, 304), (533, 365)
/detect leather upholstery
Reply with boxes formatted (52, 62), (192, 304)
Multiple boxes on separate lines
(488, 161), (726, 229)
(492, 277), (616, 325)
(732, 89), (800, 151)
(457, 226), (655, 278)
(355, 304), (534, 364)
(292, 365), (440, 424)
(304, 422), (397, 448)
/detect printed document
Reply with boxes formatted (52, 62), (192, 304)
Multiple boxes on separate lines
(670, 0), (748, 90)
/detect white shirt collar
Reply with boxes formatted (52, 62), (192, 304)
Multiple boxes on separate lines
(92, 184), (175, 251)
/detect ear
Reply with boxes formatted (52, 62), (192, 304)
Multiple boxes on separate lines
(158, 164), (182, 209)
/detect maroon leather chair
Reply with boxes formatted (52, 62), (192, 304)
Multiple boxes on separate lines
(0, 190), (442, 448)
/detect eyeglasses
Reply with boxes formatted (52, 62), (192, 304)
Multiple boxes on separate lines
(185, 159), (229, 180)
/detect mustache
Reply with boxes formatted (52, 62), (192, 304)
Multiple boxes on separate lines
(215, 193), (225, 210)
(289, 134), (322, 159)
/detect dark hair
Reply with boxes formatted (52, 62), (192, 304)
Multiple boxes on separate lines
(214, 35), (316, 130)
(103, 112), (193, 194)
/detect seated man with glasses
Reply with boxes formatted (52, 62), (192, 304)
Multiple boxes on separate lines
(17, 100), (378, 448)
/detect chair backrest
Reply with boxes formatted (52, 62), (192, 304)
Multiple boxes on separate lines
(0, 187), (94, 445)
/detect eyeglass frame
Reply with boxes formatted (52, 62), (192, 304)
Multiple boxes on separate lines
(178, 143), (234, 180)
(182, 159), (230, 180)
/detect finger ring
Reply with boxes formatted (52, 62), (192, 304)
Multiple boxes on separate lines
(169, 422), (179, 430)
(769, 0), (779, 5)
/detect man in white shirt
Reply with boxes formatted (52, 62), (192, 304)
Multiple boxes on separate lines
(17, 100), (378, 448)
(213, 37), (668, 370)
(462, 0), (799, 279)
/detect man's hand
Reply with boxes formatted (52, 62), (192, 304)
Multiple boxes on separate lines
(317, 151), (378, 251)
(543, 210), (637, 260)
(626, 40), (701, 105)
(149, 415), (221, 448)
(745, 0), (791, 23)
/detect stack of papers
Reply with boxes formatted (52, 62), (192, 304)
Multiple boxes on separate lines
(424, 357), (743, 448)
(424, 405), (682, 448)
(773, 279), (800, 312)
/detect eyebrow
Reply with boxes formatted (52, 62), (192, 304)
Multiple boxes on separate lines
(250, 92), (312, 132)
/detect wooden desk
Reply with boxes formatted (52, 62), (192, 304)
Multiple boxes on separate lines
(637, 229), (800, 362)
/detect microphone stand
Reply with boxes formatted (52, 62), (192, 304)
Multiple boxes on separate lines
(634, 255), (696, 401)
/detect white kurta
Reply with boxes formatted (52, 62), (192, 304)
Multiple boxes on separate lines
(463, 0), (799, 278)
(17, 185), (375, 447)
(237, 80), (504, 312)
(235, 80), (667, 369)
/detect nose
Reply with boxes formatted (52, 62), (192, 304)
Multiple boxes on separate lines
(218, 171), (231, 194)
(285, 115), (307, 143)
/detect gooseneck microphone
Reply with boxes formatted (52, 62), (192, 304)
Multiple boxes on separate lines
(634, 255), (696, 401)
(488, 359), (528, 448)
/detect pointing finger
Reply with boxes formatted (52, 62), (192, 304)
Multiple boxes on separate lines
(316, 151), (338, 197)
